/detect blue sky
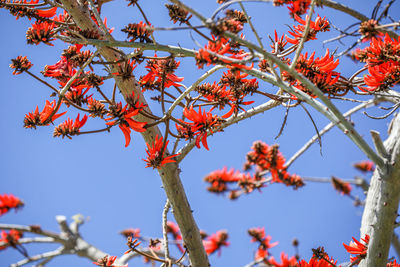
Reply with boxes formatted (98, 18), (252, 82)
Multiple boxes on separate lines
(0, 0), (398, 266)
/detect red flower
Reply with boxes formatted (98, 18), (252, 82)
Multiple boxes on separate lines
(343, 234), (369, 264)
(143, 135), (179, 169)
(287, 0), (311, 17)
(353, 160), (375, 172)
(331, 176), (352, 195)
(26, 21), (56, 46)
(140, 55), (183, 90)
(203, 167), (243, 193)
(24, 100), (66, 129)
(10, 56), (33, 75)
(177, 106), (222, 150)
(248, 227), (278, 260)
(53, 114), (88, 139)
(388, 259), (400, 267)
(0, 194), (24, 216)
(105, 97), (147, 147)
(286, 14), (330, 45)
(0, 230), (23, 250)
(298, 257), (338, 267)
(203, 230), (229, 256)
(361, 61), (400, 92)
(93, 255), (127, 267)
(268, 252), (297, 267)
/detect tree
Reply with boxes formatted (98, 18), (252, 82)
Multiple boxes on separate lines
(0, 0), (400, 266)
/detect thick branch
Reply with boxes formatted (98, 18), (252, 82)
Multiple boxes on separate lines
(359, 112), (400, 267)
(58, 1), (208, 266)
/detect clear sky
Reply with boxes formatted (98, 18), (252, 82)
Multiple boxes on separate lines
(0, 0), (398, 266)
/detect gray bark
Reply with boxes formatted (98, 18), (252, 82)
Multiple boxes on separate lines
(359, 112), (400, 267)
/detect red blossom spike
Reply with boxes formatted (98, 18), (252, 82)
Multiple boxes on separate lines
(331, 176), (352, 195)
(26, 21), (56, 46)
(0, 194), (24, 216)
(353, 160), (375, 172)
(268, 252), (297, 267)
(24, 100), (66, 129)
(343, 234), (369, 265)
(298, 256), (338, 267)
(286, 14), (330, 45)
(143, 135), (179, 169)
(53, 114), (88, 139)
(10, 56), (33, 75)
(0, 230), (23, 250)
(203, 230), (229, 256)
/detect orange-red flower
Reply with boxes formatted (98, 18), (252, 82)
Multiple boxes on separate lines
(248, 227), (278, 260)
(105, 97), (147, 147)
(343, 234), (369, 264)
(298, 257), (338, 267)
(331, 176), (352, 195)
(203, 230), (229, 256)
(10, 56), (33, 75)
(140, 55), (183, 89)
(268, 252), (297, 267)
(24, 100), (66, 129)
(93, 255), (127, 267)
(0, 230), (22, 250)
(0, 194), (24, 216)
(53, 114), (88, 139)
(353, 160), (375, 172)
(203, 167), (243, 193)
(286, 14), (330, 45)
(26, 21), (56, 46)
(177, 106), (223, 150)
(143, 135), (179, 169)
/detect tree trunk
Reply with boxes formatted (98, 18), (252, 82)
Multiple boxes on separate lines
(360, 112), (400, 267)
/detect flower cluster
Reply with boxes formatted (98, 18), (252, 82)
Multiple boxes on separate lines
(286, 14), (330, 45)
(353, 160), (375, 173)
(26, 21), (56, 46)
(24, 100), (66, 129)
(283, 49), (344, 97)
(273, 0), (316, 17)
(245, 141), (304, 189)
(105, 99), (147, 147)
(202, 230), (229, 256)
(122, 21), (153, 43)
(331, 176), (352, 195)
(176, 106), (223, 150)
(165, 4), (192, 25)
(0, 194), (24, 216)
(10, 56), (33, 75)
(140, 56), (184, 90)
(143, 135), (179, 169)
(195, 36), (251, 69)
(53, 114), (88, 139)
(343, 234), (369, 265)
(353, 34), (400, 91)
(0, 230), (22, 250)
(359, 19), (384, 41)
(248, 227), (278, 262)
